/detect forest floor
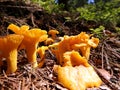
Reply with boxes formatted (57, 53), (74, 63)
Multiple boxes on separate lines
(0, 1), (120, 90)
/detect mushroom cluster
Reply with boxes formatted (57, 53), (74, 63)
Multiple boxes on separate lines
(8, 24), (48, 68)
(0, 23), (102, 90)
(49, 32), (102, 90)
(49, 32), (99, 65)
(0, 24), (48, 74)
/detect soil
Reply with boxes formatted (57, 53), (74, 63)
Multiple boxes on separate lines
(0, 1), (120, 90)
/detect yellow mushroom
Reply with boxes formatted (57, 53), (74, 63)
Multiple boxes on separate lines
(37, 46), (48, 67)
(7, 23), (29, 34)
(48, 30), (59, 40)
(49, 32), (101, 90)
(44, 38), (54, 45)
(7, 24), (48, 68)
(7, 24), (29, 50)
(49, 32), (99, 65)
(0, 34), (24, 74)
(71, 37), (99, 60)
(63, 50), (90, 67)
(21, 29), (48, 68)
(49, 35), (71, 65)
(54, 65), (102, 90)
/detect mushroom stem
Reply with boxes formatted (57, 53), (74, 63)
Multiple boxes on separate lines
(25, 43), (38, 68)
(6, 49), (17, 74)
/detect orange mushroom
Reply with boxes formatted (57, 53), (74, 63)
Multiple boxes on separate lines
(49, 32), (99, 65)
(48, 30), (59, 40)
(7, 24), (29, 50)
(71, 37), (99, 60)
(7, 23), (29, 34)
(0, 34), (24, 74)
(54, 65), (102, 90)
(20, 29), (48, 68)
(7, 24), (48, 68)
(49, 32), (101, 90)
(63, 50), (90, 67)
(44, 38), (54, 45)
(37, 46), (48, 67)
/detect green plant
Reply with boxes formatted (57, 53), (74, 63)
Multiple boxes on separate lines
(76, 5), (95, 21)
(76, 0), (120, 31)
(90, 25), (105, 38)
(31, 0), (64, 13)
(115, 27), (120, 33)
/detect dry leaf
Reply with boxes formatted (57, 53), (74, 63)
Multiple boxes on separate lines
(97, 69), (112, 80)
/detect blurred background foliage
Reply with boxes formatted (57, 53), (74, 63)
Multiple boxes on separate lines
(30, 0), (120, 34)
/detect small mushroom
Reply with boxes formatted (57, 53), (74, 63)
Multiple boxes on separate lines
(0, 34), (24, 74)
(44, 38), (54, 45)
(37, 46), (48, 67)
(48, 30), (59, 40)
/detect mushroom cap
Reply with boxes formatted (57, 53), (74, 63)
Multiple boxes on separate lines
(69, 32), (90, 45)
(7, 24), (29, 34)
(8, 24), (48, 43)
(23, 29), (48, 43)
(48, 29), (59, 39)
(7, 24), (20, 34)
(44, 38), (54, 45)
(0, 34), (24, 57)
(88, 37), (99, 48)
(0, 34), (24, 51)
(48, 29), (59, 35)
